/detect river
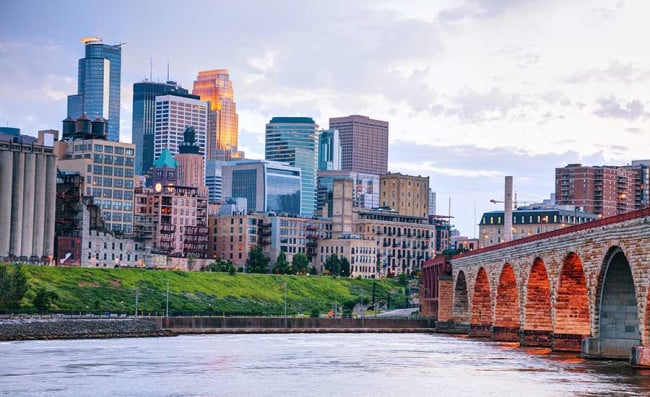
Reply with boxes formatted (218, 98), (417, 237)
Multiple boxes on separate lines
(1, 333), (649, 396)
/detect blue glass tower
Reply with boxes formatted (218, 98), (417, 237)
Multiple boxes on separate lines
(67, 37), (122, 142)
(132, 80), (199, 175)
(265, 117), (318, 217)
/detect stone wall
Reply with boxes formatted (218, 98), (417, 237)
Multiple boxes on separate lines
(0, 318), (169, 341)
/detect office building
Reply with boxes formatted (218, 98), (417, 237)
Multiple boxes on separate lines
(67, 37), (122, 141)
(555, 163), (643, 217)
(222, 160), (302, 215)
(318, 128), (341, 171)
(154, 95), (208, 162)
(265, 117), (318, 217)
(380, 172), (429, 217)
(317, 170), (379, 216)
(0, 132), (57, 262)
(329, 115), (388, 175)
(205, 160), (228, 203)
(57, 116), (136, 234)
(192, 69), (243, 160)
(132, 80), (199, 175)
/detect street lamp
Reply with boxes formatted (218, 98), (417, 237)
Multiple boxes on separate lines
(283, 282), (287, 328)
(165, 278), (169, 318)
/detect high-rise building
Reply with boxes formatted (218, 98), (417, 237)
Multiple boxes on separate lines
(318, 128), (341, 171)
(154, 95), (208, 162)
(555, 163), (642, 217)
(380, 172), (429, 217)
(132, 80), (199, 175)
(221, 160), (302, 216)
(67, 37), (122, 142)
(265, 117), (319, 217)
(329, 115), (388, 175)
(428, 189), (437, 216)
(192, 69), (243, 161)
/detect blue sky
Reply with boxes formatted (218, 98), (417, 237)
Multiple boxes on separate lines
(2, 0), (649, 237)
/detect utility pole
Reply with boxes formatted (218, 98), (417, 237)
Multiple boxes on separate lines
(165, 278), (169, 318)
(284, 282), (287, 328)
(135, 288), (139, 317)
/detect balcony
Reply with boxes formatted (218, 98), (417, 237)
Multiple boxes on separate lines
(160, 224), (176, 234)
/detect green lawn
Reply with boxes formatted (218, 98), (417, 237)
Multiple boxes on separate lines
(12, 265), (408, 316)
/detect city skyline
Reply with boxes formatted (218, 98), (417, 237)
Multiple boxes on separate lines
(2, 0), (650, 236)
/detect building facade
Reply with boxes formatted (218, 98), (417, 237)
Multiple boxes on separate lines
(67, 37), (122, 141)
(478, 207), (599, 248)
(132, 80), (199, 175)
(555, 163), (642, 217)
(192, 69), (243, 161)
(0, 133), (57, 262)
(380, 172), (429, 217)
(315, 234), (377, 278)
(222, 160), (302, 216)
(317, 170), (379, 217)
(329, 115), (388, 175)
(133, 149), (208, 258)
(57, 118), (136, 234)
(265, 117), (319, 217)
(154, 95), (208, 162)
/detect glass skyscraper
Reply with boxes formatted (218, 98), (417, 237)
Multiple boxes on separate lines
(192, 70), (243, 161)
(222, 160), (301, 216)
(132, 80), (199, 175)
(318, 128), (341, 171)
(265, 117), (318, 217)
(67, 37), (122, 142)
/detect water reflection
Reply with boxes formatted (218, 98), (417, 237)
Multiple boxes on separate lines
(1, 333), (648, 397)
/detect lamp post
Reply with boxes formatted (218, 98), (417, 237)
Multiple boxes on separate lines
(283, 282), (287, 328)
(165, 278), (169, 318)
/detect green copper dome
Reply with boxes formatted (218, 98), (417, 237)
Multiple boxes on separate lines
(153, 148), (177, 169)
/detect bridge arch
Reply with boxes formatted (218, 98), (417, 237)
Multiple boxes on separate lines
(554, 252), (590, 351)
(470, 267), (492, 337)
(453, 270), (469, 323)
(522, 257), (552, 347)
(493, 263), (520, 341)
(595, 247), (639, 344)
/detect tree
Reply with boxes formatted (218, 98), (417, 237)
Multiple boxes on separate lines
(324, 254), (341, 276)
(246, 246), (270, 274)
(32, 287), (58, 314)
(0, 265), (28, 313)
(292, 253), (309, 275)
(340, 257), (350, 278)
(272, 252), (290, 274)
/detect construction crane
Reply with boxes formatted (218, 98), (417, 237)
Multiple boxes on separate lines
(489, 192), (536, 209)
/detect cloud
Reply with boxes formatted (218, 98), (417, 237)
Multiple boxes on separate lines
(593, 96), (647, 120)
(565, 60), (643, 84)
(444, 87), (529, 122)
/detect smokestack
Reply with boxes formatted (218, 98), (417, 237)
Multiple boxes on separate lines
(504, 176), (513, 242)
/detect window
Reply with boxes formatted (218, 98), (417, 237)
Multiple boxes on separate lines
(94, 144), (103, 152)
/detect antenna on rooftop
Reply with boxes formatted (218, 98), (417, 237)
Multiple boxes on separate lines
(167, 61), (170, 82)
(150, 58), (153, 81)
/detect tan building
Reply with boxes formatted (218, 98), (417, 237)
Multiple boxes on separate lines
(316, 234), (377, 278)
(354, 208), (435, 277)
(380, 172), (429, 217)
(479, 207), (599, 248)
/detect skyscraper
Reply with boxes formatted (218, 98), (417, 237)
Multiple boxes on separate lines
(67, 37), (122, 142)
(265, 117), (319, 217)
(176, 126), (205, 189)
(318, 128), (341, 171)
(132, 80), (199, 175)
(154, 95), (208, 162)
(192, 70), (243, 160)
(329, 115), (389, 175)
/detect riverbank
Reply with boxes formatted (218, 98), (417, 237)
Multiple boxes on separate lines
(0, 317), (172, 341)
(0, 316), (435, 341)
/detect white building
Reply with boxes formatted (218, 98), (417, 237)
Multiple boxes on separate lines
(154, 95), (208, 161)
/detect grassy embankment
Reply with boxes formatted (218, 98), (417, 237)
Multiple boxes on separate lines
(13, 265), (408, 316)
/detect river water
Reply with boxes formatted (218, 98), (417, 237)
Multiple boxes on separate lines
(1, 333), (649, 396)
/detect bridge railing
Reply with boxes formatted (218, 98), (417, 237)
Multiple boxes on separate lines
(446, 206), (650, 261)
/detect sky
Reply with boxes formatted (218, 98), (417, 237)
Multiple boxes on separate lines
(2, 0), (649, 237)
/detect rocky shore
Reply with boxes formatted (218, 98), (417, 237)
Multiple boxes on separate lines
(0, 317), (173, 341)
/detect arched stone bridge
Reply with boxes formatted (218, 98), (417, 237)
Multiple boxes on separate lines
(422, 207), (650, 365)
